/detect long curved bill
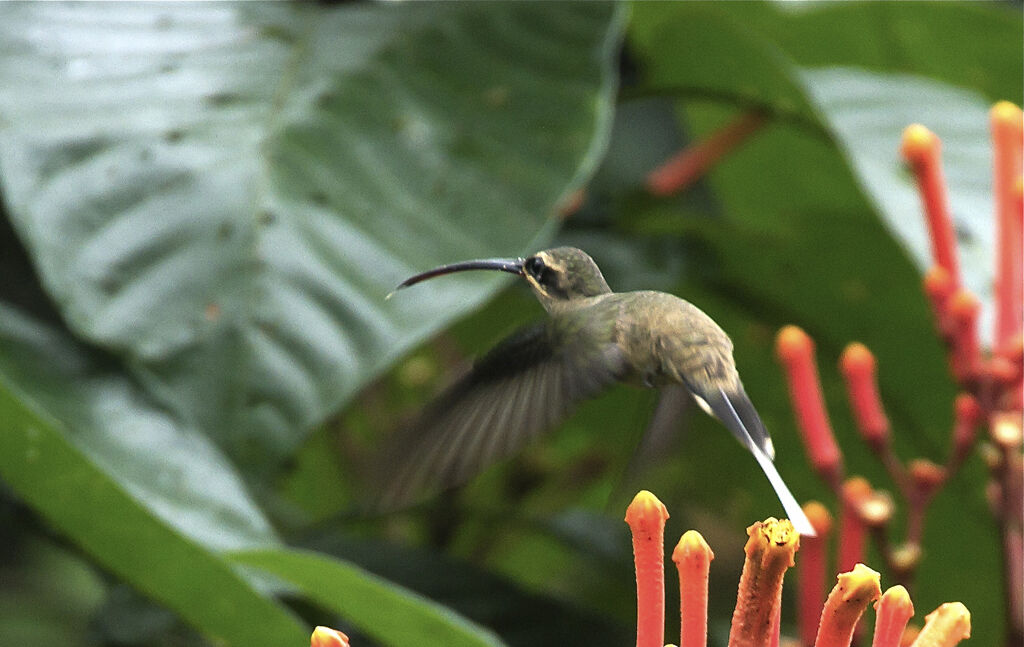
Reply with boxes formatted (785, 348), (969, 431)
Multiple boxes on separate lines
(387, 257), (524, 298)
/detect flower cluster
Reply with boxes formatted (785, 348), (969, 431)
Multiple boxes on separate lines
(624, 490), (969, 647)
(775, 102), (1022, 645)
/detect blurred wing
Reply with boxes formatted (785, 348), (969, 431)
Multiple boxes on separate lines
(375, 322), (628, 508)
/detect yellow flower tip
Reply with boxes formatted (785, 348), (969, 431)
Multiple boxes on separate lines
(311, 626), (350, 647)
(802, 500), (833, 536)
(900, 124), (939, 162)
(839, 342), (876, 378)
(836, 563), (882, 603)
(842, 476), (874, 506)
(876, 584), (914, 615)
(745, 517), (799, 566)
(920, 602), (972, 643)
(775, 325), (814, 363)
(625, 490), (669, 527)
(1014, 175), (1023, 199)
(672, 529), (714, 564)
(990, 100), (1023, 127)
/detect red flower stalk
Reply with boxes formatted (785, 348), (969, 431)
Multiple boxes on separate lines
(837, 478), (872, 574)
(776, 326), (844, 486)
(812, 563), (882, 647)
(911, 602), (971, 647)
(923, 266), (955, 336)
(647, 111), (767, 196)
(949, 393), (982, 473)
(990, 101), (1024, 351)
(901, 124), (961, 288)
(728, 518), (799, 647)
(625, 490), (670, 647)
(311, 626), (350, 647)
(798, 502), (834, 647)
(674, 530), (714, 647)
(948, 290), (981, 382)
(871, 585), (915, 647)
(840, 343), (891, 452)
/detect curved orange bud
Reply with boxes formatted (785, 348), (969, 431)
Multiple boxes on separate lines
(871, 585), (915, 647)
(912, 602), (971, 646)
(991, 102), (1023, 349)
(901, 125), (961, 288)
(840, 343), (890, 451)
(776, 326), (843, 486)
(812, 564), (882, 647)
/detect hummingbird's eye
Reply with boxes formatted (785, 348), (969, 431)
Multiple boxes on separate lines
(525, 257), (547, 281)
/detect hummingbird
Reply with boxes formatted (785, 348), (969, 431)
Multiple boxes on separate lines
(382, 246), (814, 535)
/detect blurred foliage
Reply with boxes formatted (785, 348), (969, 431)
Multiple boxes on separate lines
(0, 2), (1019, 646)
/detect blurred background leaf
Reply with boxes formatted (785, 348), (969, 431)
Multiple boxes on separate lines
(0, 1), (1019, 646)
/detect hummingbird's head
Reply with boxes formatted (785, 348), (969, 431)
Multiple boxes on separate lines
(522, 247), (611, 309)
(390, 246), (610, 310)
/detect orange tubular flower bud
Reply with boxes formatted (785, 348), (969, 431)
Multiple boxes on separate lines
(727, 518), (799, 647)
(840, 343), (890, 451)
(798, 502), (834, 647)
(647, 111), (766, 196)
(872, 586), (915, 647)
(673, 530), (714, 647)
(812, 564), (882, 647)
(910, 602), (971, 647)
(626, 490), (670, 647)
(838, 478), (872, 574)
(991, 102), (1024, 350)
(948, 290), (981, 383)
(311, 626), (351, 647)
(776, 326), (844, 486)
(908, 459), (947, 507)
(901, 124), (961, 288)
(923, 267), (955, 335)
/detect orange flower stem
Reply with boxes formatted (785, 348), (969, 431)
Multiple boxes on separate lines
(837, 478), (871, 574)
(871, 586), (914, 647)
(727, 519), (800, 647)
(923, 267), (955, 339)
(776, 326), (844, 488)
(798, 503), (833, 647)
(991, 102), (1023, 351)
(906, 460), (946, 544)
(626, 491), (670, 647)
(768, 594), (782, 647)
(812, 564), (882, 647)
(647, 111), (767, 196)
(947, 393), (982, 476)
(948, 290), (981, 384)
(901, 125), (961, 288)
(673, 530), (713, 647)
(910, 602), (971, 647)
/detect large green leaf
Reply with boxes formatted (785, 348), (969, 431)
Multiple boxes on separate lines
(230, 547), (505, 647)
(0, 2), (623, 467)
(0, 320), (307, 646)
(0, 304), (276, 551)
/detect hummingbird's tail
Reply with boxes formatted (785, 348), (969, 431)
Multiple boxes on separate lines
(713, 386), (815, 536)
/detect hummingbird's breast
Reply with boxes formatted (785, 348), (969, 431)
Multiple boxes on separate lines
(597, 291), (739, 391)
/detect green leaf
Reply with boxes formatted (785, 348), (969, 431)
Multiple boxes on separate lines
(230, 547), (504, 647)
(799, 67), (996, 343)
(0, 316), (307, 647)
(0, 305), (277, 551)
(0, 2), (624, 466)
